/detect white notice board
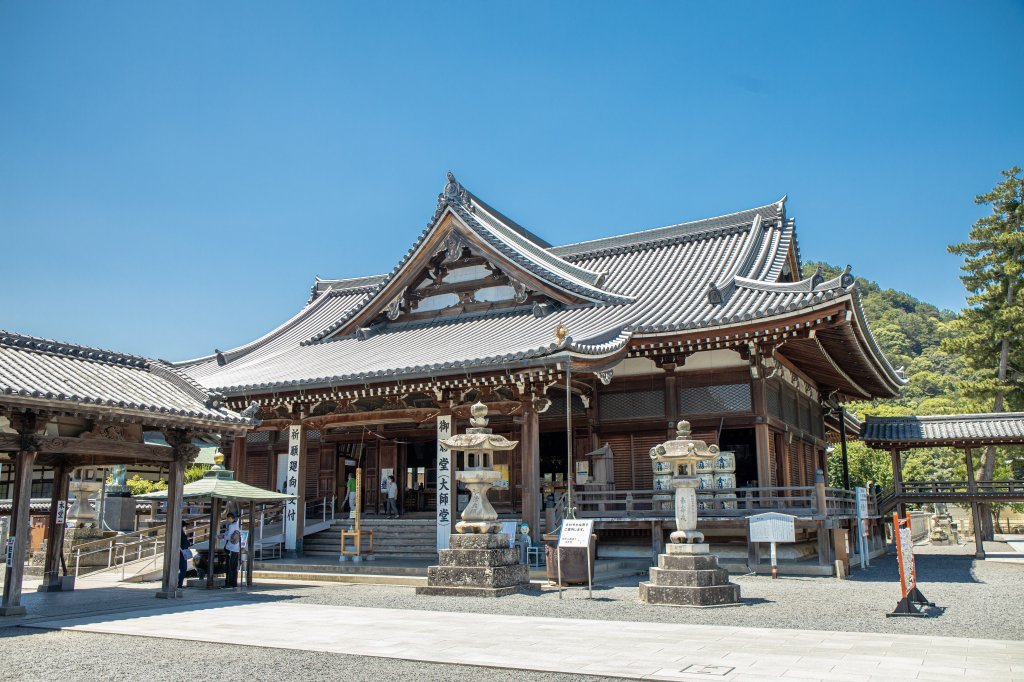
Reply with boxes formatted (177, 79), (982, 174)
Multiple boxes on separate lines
(748, 512), (796, 544)
(558, 519), (594, 548)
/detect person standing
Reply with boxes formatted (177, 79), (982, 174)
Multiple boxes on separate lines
(346, 473), (357, 517)
(177, 526), (191, 589)
(221, 511), (241, 588)
(385, 475), (399, 518)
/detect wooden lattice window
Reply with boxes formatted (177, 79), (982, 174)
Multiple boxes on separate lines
(598, 390), (665, 420)
(678, 383), (752, 414)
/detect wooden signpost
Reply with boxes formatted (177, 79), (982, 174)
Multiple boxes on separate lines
(887, 512), (934, 617)
(340, 467), (373, 561)
(557, 519), (594, 600)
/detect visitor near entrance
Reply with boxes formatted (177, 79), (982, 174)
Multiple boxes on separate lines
(222, 512), (241, 588)
(345, 473), (357, 517)
(177, 526), (191, 589)
(386, 475), (399, 518)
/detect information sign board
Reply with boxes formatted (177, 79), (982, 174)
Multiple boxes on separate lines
(5, 536), (14, 567)
(55, 500), (67, 526)
(558, 519), (594, 547)
(748, 512), (796, 543)
(855, 487), (868, 519)
(895, 514), (916, 594)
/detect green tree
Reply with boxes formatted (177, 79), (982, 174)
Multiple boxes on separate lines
(944, 166), (1024, 539)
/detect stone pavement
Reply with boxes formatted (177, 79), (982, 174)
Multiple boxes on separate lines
(23, 600), (1024, 681)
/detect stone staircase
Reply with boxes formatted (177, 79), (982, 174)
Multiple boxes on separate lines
(303, 517), (439, 560)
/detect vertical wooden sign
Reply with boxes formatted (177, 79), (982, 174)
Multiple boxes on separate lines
(284, 425), (301, 551)
(888, 512), (934, 617)
(436, 415), (453, 551)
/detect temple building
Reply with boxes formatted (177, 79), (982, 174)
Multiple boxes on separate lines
(174, 173), (905, 562)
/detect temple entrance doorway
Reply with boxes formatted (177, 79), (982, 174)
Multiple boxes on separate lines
(719, 428), (758, 488)
(402, 440), (436, 515)
(539, 431), (569, 511)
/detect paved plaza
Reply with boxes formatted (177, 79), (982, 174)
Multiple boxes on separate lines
(2, 544), (1023, 681)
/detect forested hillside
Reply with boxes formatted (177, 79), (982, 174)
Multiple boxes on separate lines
(807, 262), (1017, 490)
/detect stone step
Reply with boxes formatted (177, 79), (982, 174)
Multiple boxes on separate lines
(649, 567), (730, 587)
(638, 581), (741, 606)
(254, 561), (428, 575)
(253, 570), (427, 586)
(427, 563), (529, 589)
(304, 549), (437, 559)
(658, 554), (722, 571)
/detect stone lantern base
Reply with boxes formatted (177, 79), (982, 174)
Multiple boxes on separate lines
(639, 543), (741, 607)
(416, 533), (530, 598)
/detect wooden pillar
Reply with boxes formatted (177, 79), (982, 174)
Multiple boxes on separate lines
(246, 501), (255, 588)
(965, 446), (985, 559)
(1, 449), (36, 616)
(230, 436), (246, 483)
(838, 407), (851, 490)
(663, 361), (678, 439)
(39, 462), (72, 592)
(890, 448), (906, 517)
(158, 430), (192, 599)
(754, 423), (771, 490)
(206, 497), (221, 589)
(520, 402), (541, 542)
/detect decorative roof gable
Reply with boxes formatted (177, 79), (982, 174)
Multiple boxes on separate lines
(308, 173), (633, 342)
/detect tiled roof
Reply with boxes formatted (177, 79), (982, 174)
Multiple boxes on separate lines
(175, 175), (904, 397)
(861, 413), (1024, 447)
(0, 331), (252, 430)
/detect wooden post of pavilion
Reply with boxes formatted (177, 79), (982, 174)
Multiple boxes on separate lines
(890, 448), (905, 517)
(206, 497), (222, 589)
(0, 446), (36, 616)
(520, 400), (541, 543)
(247, 501), (255, 588)
(964, 446), (985, 559)
(38, 460), (72, 593)
(157, 431), (192, 599)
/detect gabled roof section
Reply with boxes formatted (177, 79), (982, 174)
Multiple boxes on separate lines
(862, 413), (1024, 448)
(307, 172), (633, 342)
(0, 330), (252, 430)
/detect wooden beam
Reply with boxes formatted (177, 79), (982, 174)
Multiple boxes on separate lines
(304, 408), (441, 430)
(0, 433), (173, 462)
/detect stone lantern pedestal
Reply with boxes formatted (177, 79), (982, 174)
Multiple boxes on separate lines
(416, 402), (530, 598)
(639, 421), (741, 607)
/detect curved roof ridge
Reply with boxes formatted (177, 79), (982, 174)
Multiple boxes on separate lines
(705, 214), (768, 304)
(551, 196), (785, 259)
(175, 289), (352, 367)
(0, 329), (150, 369)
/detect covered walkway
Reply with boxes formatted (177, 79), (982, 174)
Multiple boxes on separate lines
(862, 412), (1024, 559)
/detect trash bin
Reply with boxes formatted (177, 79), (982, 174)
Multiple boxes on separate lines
(543, 532), (597, 585)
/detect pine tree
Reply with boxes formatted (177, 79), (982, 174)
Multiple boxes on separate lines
(944, 166), (1024, 539)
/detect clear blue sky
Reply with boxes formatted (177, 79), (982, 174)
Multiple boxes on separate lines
(2, 2), (1022, 360)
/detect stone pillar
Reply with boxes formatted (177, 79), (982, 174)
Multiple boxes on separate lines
(520, 403), (540, 542)
(157, 430), (194, 599)
(1, 448), (36, 616)
(38, 462), (72, 592)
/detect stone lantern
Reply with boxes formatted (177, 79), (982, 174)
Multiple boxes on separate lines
(444, 401), (516, 534)
(639, 420), (741, 606)
(651, 421), (719, 545)
(416, 402), (531, 597)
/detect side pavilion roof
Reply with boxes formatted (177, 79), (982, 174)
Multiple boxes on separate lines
(177, 174), (905, 401)
(862, 413), (1024, 449)
(0, 331), (251, 433)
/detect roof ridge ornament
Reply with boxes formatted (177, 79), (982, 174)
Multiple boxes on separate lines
(440, 171), (474, 214)
(840, 265), (855, 288)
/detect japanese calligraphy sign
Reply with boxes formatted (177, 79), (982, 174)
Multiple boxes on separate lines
(436, 414), (453, 551)
(558, 519), (594, 548)
(55, 500), (67, 526)
(894, 512), (916, 595)
(284, 425), (302, 551)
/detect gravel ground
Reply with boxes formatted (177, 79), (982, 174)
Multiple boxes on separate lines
(1, 543), (1021, 681)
